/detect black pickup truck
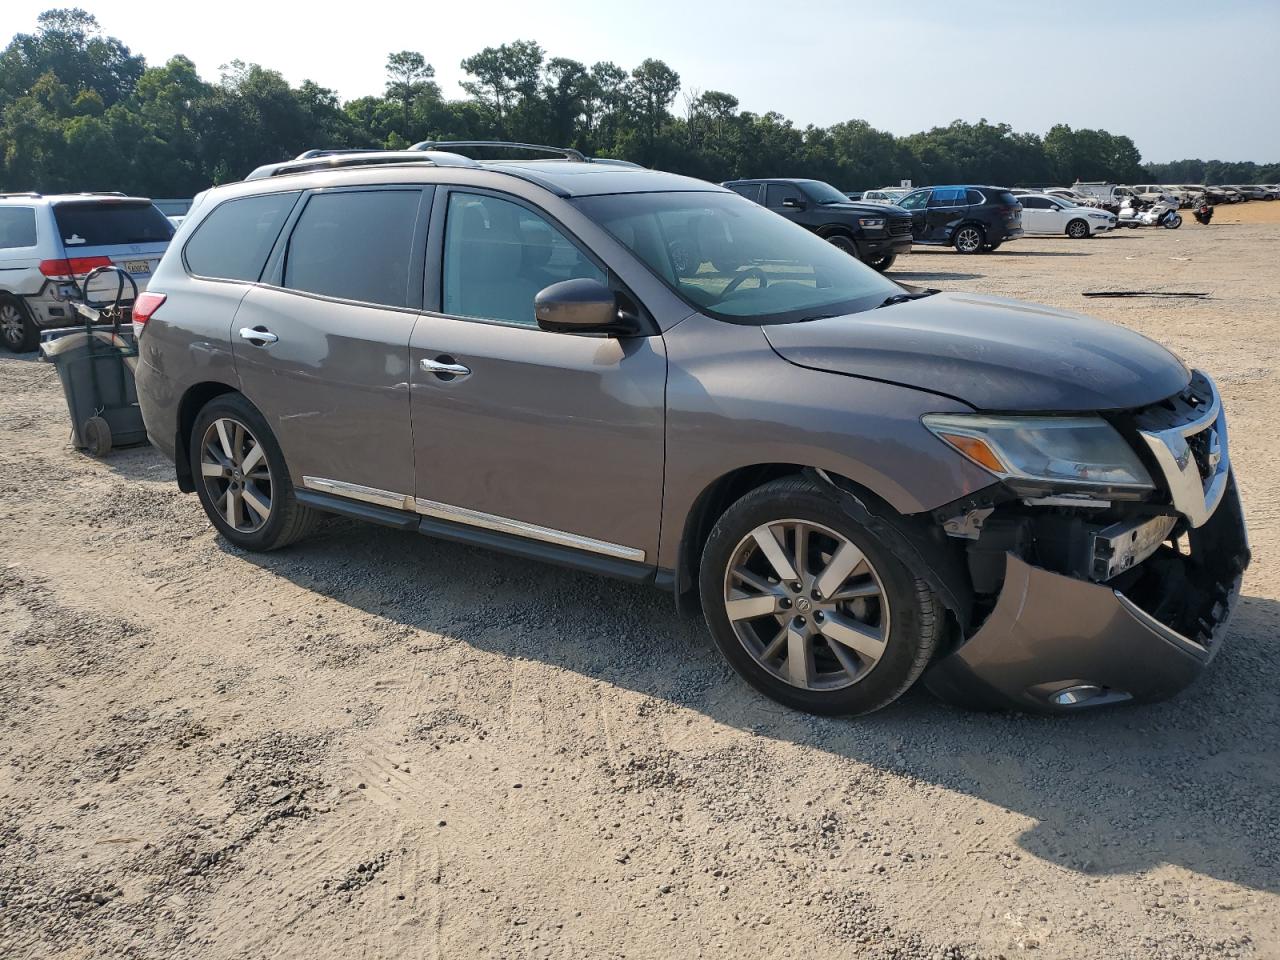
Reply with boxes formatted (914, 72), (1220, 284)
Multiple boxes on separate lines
(721, 178), (913, 271)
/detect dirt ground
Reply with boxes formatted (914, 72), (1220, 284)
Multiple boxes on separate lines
(2, 213), (1279, 960)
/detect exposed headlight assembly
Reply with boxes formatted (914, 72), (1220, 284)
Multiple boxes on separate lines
(858, 217), (885, 228)
(923, 414), (1154, 495)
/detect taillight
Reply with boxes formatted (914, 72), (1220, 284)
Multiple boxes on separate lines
(131, 291), (166, 338)
(38, 256), (113, 280)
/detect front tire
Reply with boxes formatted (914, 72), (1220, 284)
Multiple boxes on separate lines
(190, 393), (319, 551)
(865, 253), (896, 272)
(1066, 218), (1090, 239)
(699, 477), (941, 716)
(825, 234), (859, 258)
(953, 224), (985, 254)
(0, 296), (37, 353)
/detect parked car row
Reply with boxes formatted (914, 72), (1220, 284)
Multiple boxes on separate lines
(0, 191), (173, 351)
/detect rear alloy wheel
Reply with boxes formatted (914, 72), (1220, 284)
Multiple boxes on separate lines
(1067, 219), (1090, 239)
(0, 297), (37, 353)
(700, 477), (941, 715)
(190, 394), (319, 551)
(953, 225), (984, 254)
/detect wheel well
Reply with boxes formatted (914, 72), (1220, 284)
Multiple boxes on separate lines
(174, 382), (238, 492)
(816, 224), (857, 242)
(1066, 216), (1088, 232)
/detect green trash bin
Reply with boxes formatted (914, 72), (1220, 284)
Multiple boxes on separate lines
(40, 325), (148, 456)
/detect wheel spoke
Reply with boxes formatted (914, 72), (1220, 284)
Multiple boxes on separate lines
(793, 523), (810, 580)
(214, 420), (234, 460)
(820, 612), (885, 662)
(232, 422), (246, 465)
(225, 488), (242, 528)
(815, 541), (867, 599)
(241, 487), (271, 523)
(725, 593), (781, 621)
(733, 568), (776, 594)
(827, 579), (880, 602)
(752, 525), (799, 582)
(240, 442), (265, 474)
(760, 624), (787, 661)
(201, 459), (229, 478)
(826, 636), (862, 678)
(785, 620), (812, 687)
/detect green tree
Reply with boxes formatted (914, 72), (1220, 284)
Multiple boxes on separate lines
(384, 51), (437, 139)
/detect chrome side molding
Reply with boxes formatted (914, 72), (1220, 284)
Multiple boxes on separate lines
(301, 477), (646, 563)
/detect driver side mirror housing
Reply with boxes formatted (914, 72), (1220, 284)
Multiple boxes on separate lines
(535, 278), (644, 337)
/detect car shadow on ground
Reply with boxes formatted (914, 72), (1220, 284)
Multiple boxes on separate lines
(228, 518), (1280, 895)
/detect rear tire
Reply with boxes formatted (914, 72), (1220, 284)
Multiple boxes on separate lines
(953, 224), (985, 254)
(699, 476), (941, 716)
(1066, 218), (1090, 239)
(190, 393), (320, 551)
(0, 296), (37, 353)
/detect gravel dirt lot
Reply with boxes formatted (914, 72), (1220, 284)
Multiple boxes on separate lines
(2, 210), (1279, 960)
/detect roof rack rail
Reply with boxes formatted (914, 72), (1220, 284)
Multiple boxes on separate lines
(0, 191), (41, 199)
(409, 140), (587, 162)
(294, 148), (383, 160)
(245, 149), (480, 181)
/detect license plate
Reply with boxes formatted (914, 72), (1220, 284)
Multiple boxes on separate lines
(124, 260), (150, 275)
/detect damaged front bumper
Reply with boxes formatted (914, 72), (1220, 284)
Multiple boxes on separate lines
(925, 475), (1248, 713)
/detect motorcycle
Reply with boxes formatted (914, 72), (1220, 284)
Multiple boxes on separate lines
(1193, 202), (1214, 226)
(1118, 198), (1182, 229)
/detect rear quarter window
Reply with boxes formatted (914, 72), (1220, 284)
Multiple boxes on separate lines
(726, 183), (762, 203)
(184, 192), (300, 282)
(53, 202), (173, 247)
(0, 207), (38, 249)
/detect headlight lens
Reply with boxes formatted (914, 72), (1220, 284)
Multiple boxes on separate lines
(858, 217), (885, 228)
(922, 414), (1154, 491)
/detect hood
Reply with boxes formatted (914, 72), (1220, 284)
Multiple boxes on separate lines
(763, 292), (1191, 412)
(815, 201), (910, 217)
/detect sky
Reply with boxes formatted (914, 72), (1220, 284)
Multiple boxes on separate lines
(8, 0), (1280, 162)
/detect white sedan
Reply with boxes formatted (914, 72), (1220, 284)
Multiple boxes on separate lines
(1017, 193), (1116, 238)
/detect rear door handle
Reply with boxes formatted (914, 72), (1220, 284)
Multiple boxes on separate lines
(238, 326), (278, 346)
(420, 356), (471, 380)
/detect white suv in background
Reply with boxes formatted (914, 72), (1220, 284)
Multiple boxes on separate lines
(0, 192), (173, 351)
(1017, 193), (1116, 238)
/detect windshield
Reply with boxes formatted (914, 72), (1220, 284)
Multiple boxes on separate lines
(574, 191), (900, 324)
(801, 180), (854, 205)
(53, 201), (173, 247)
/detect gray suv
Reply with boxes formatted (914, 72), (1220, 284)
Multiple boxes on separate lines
(134, 143), (1249, 716)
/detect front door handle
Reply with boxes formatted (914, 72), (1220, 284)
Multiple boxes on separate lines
(420, 356), (471, 380)
(238, 326), (278, 346)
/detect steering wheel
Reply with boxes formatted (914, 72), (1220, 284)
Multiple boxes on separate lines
(717, 267), (769, 301)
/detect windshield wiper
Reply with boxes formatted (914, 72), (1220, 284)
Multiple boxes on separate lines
(877, 288), (939, 309)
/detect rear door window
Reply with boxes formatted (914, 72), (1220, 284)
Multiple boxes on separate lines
(0, 207), (37, 249)
(184, 192), (300, 282)
(442, 191), (605, 327)
(966, 189), (987, 205)
(53, 201), (173, 247)
(727, 183), (762, 203)
(765, 183), (804, 208)
(898, 190), (929, 210)
(283, 190), (422, 308)
(928, 187), (966, 207)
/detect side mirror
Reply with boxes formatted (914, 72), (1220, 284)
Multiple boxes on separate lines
(535, 278), (643, 337)
(781, 197), (806, 209)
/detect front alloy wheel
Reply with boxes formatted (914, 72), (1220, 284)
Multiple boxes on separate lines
(699, 477), (942, 715)
(200, 417), (273, 533)
(723, 519), (889, 691)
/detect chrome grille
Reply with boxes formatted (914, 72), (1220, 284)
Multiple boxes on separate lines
(1135, 371), (1229, 528)
(889, 218), (913, 237)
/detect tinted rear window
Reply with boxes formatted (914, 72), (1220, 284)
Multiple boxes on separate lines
(53, 202), (173, 247)
(995, 191), (1019, 206)
(0, 207), (37, 249)
(282, 190), (420, 307)
(185, 192), (299, 282)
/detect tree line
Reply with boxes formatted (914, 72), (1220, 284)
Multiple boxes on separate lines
(3, 9), (1277, 200)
